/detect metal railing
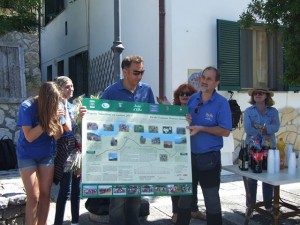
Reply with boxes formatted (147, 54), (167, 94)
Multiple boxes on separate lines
(88, 49), (114, 97)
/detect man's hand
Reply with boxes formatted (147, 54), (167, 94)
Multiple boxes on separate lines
(186, 114), (192, 125)
(187, 125), (201, 136)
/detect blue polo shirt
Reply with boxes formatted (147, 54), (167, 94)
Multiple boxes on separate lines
(101, 79), (155, 103)
(187, 91), (232, 154)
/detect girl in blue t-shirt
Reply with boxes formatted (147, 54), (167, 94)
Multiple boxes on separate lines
(17, 81), (64, 225)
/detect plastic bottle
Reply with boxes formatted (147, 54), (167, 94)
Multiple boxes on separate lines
(261, 136), (271, 170)
(277, 137), (286, 170)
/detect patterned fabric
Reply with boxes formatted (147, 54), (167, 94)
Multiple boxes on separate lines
(53, 136), (76, 185)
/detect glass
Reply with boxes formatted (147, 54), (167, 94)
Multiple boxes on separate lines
(132, 70), (145, 76)
(179, 92), (192, 97)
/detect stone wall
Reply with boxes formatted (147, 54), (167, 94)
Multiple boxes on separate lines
(0, 103), (19, 143)
(0, 31), (41, 98)
(0, 31), (40, 141)
(232, 107), (300, 162)
(0, 170), (26, 225)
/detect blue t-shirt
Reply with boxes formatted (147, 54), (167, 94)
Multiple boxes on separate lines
(102, 79), (155, 103)
(244, 105), (280, 147)
(187, 91), (232, 153)
(17, 98), (56, 159)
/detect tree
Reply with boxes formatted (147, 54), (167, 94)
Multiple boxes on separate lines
(0, 0), (41, 35)
(240, 0), (300, 85)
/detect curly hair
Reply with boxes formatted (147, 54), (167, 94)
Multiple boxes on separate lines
(173, 83), (197, 105)
(249, 93), (275, 106)
(37, 82), (62, 136)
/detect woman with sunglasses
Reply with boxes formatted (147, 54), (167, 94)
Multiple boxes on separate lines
(53, 76), (81, 225)
(244, 87), (280, 217)
(157, 83), (207, 223)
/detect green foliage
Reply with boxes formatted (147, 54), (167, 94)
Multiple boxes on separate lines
(0, 0), (41, 35)
(239, 0), (300, 85)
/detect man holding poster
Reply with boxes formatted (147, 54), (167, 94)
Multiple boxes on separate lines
(101, 55), (155, 225)
(176, 66), (232, 225)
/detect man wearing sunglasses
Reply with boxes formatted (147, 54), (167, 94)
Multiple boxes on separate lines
(101, 55), (155, 225)
(101, 55), (154, 103)
(176, 66), (232, 225)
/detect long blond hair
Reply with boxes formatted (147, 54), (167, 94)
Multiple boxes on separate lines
(37, 82), (62, 136)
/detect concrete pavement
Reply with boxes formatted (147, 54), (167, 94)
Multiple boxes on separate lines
(47, 173), (300, 225)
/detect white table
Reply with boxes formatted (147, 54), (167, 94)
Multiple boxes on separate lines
(222, 165), (300, 225)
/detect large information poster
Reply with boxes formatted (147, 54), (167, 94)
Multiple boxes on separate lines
(81, 98), (192, 198)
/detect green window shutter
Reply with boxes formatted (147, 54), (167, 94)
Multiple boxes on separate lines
(288, 86), (300, 91)
(217, 19), (241, 90)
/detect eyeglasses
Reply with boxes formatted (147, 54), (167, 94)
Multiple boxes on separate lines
(194, 102), (203, 114)
(253, 91), (265, 96)
(179, 92), (192, 97)
(132, 70), (145, 76)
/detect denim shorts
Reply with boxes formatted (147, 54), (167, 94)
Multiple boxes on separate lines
(18, 156), (54, 171)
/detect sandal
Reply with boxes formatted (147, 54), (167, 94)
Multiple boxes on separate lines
(171, 213), (177, 223)
(191, 210), (207, 220)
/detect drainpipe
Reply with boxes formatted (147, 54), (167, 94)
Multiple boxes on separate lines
(38, 2), (42, 81)
(159, 0), (165, 97)
(111, 0), (124, 82)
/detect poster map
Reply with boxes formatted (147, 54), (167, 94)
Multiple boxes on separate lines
(81, 98), (192, 198)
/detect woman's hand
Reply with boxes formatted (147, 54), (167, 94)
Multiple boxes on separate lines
(156, 96), (171, 105)
(57, 100), (66, 117)
(79, 106), (87, 119)
(57, 108), (65, 117)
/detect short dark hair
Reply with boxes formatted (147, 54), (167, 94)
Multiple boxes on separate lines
(202, 66), (220, 81)
(121, 55), (144, 69)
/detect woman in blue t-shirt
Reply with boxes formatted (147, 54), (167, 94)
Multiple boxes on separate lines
(17, 82), (63, 225)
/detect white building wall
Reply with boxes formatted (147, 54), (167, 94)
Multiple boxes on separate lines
(163, 0), (300, 112)
(41, 0), (89, 79)
(40, 0), (300, 170)
(88, 0), (159, 96)
(40, 0), (300, 111)
(164, 0), (250, 102)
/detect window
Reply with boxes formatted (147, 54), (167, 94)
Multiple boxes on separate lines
(45, 0), (65, 25)
(47, 65), (52, 81)
(217, 19), (298, 91)
(57, 60), (64, 76)
(69, 51), (89, 97)
(0, 44), (26, 100)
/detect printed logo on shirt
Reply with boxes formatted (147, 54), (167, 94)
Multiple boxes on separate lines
(205, 112), (214, 121)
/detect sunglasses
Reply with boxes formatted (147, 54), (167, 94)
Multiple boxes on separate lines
(132, 70), (145, 76)
(194, 102), (203, 114)
(179, 92), (192, 97)
(253, 91), (265, 96)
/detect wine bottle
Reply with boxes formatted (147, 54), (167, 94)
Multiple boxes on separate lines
(239, 140), (249, 171)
